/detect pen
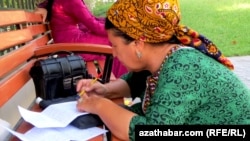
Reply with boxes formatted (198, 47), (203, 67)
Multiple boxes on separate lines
(78, 73), (102, 97)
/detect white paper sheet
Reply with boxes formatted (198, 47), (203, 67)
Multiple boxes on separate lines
(0, 124), (107, 141)
(0, 125), (30, 141)
(18, 101), (88, 128)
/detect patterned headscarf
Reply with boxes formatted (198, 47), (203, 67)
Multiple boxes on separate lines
(107, 0), (234, 70)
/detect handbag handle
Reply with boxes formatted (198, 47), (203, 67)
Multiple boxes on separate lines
(48, 50), (75, 58)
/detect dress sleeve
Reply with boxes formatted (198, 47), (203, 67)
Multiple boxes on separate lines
(120, 72), (133, 81)
(64, 0), (107, 36)
(126, 103), (144, 115)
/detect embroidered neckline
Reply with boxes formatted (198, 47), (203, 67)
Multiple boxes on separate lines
(142, 46), (181, 113)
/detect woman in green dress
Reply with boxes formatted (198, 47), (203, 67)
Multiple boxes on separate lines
(76, 0), (250, 140)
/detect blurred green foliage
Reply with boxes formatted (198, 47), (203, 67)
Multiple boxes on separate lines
(90, 0), (250, 57)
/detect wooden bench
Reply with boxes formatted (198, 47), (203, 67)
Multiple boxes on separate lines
(0, 9), (117, 140)
(0, 10), (52, 130)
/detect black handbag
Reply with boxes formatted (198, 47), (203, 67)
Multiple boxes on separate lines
(29, 51), (91, 100)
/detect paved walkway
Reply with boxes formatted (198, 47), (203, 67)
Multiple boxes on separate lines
(228, 56), (250, 88)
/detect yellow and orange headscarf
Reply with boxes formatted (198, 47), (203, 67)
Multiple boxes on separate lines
(107, 0), (234, 70)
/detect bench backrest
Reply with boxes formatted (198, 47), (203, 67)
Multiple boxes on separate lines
(0, 10), (52, 107)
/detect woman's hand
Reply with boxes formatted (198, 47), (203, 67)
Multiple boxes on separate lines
(76, 79), (108, 97)
(34, 8), (48, 22)
(76, 93), (105, 114)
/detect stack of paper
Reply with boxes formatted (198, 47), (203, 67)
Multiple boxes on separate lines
(1, 125), (107, 141)
(18, 101), (88, 128)
(1, 101), (107, 141)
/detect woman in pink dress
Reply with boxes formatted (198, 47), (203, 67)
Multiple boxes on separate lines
(34, 0), (127, 77)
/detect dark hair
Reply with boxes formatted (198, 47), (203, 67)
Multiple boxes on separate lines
(105, 17), (135, 44)
(104, 17), (180, 45)
(46, 0), (54, 21)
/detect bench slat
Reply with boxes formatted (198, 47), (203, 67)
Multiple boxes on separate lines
(0, 10), (43, 27)
(33, 34), (52, 46)
(0, 43), (35, 78)
(28, 24), (50, 36)
(25, 11), (43, 22)
(0, 29), (32, 50)
(0, 61), (34, 107)
(0, 10), (27, 26)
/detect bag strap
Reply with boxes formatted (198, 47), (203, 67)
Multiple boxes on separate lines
(59, 57), (71, 77)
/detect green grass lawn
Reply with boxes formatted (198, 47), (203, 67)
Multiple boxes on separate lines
(180, 0), (250, 57)
(92, 0), (250, 57)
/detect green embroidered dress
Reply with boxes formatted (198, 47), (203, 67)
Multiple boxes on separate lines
(121, 47), (250, 141)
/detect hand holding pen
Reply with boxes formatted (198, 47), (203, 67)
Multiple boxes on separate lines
(77, 73), (103, 98)
(76, 73), (106, 113)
